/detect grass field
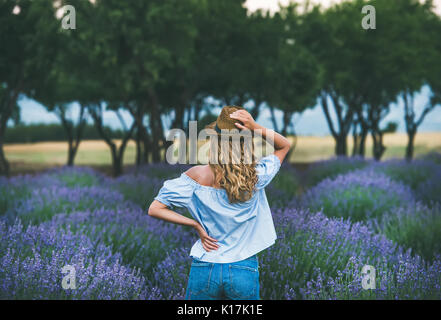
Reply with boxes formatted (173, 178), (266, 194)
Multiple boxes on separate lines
(4, 132), (441, 174)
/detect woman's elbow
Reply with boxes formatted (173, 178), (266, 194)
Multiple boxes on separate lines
(147, 203), (156, 216)
(148, 200), (166, 217)
(284, 138), (292, 151)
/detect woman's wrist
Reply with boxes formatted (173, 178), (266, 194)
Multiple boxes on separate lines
(191, 220), (201, 230)
(252, 123), (264, 131)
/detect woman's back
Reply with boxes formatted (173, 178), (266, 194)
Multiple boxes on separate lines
(148, 106), (291, 300)
(153, 154), (281, 263)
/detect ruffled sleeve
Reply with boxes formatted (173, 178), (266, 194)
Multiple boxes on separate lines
(255, 154), (281, 189)
(153, 173), (196, 208)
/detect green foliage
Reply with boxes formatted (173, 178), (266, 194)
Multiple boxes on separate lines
(0, 183), (31, 216)
(311, 186), (403, 221)
(112, 177), (161, 209)
(63, 219), (186, 276)
(7, 187), (127, 225)
(376, 203), (441, 262)
(382, 122), (398, 134)
(374, 162), (436, 190)
(306, 157), (368, 187)
(272, 168), (301, 196)
(265, 166), (301, 207)
(420, 152), (441, 164)
(1, 0), (440, 174)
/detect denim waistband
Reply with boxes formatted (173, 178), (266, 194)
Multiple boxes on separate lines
(243, 254), (258, 262)
(192, 254), (258, 264)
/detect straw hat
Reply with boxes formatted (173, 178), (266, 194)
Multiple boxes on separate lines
(206, 106), (246, 134)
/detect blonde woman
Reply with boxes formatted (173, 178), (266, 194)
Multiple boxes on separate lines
(148, 106), (291, 300)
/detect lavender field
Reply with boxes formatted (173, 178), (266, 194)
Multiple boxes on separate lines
(1, 153), (441, 300)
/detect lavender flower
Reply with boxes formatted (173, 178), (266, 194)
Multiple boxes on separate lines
(305, 156), (369, 187)
(1, 161), (441, 300)
(260, 207), (441, 300)
(47, 208), (196, 275)
(0, 219), (148, 299)
(302, 167), (415, 221)
(369, 158), (441, 191)
(369, 202), (441, 261)
(5, 186), (135, 225)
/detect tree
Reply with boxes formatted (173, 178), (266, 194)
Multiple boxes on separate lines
(390, 0), (441, 161)
(299, 4), (355, 156)
(55, 104), (87, 166)
(302, 0), (415, 160)
(263, 4), (321, 154)
(88, 105), (135, 176)
(89, 0), (201, 164)
(33, 68), (89, 167)
(0, 0), (60, 176)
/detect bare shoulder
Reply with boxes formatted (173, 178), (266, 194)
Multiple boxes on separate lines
(185, 165), (214, 186)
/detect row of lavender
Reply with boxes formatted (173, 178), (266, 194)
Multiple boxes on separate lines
(0, 152), (440, 299)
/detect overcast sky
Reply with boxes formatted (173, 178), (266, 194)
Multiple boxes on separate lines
(244, 0), (441, 15)
(16, 0), (441, 135)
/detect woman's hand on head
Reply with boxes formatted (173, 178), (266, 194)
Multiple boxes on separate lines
(229, 109), (258, 131)
(194, 223), (219, 252)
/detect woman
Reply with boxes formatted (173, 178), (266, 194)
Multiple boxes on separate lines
(148, 106), (291, 300)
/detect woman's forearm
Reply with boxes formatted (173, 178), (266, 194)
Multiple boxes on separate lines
(148, 200), (218, 251)
(148, 203), (198, 228)
(253, 123), (291, 151)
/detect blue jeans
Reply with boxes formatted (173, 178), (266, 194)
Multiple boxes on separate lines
(185, 254), (260, 300)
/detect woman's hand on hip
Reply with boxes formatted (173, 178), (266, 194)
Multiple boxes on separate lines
(194, 223), (219, 252)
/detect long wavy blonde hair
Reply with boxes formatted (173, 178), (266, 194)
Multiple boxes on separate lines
(206, 123), (258, 203)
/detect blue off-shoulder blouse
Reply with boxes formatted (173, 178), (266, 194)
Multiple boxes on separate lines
(153, 154), (281, 263)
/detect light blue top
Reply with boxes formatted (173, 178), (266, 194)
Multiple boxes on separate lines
(153, 154), (281, 263)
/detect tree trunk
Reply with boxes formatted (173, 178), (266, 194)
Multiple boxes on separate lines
(269, 105), (279, 132)
(320, 92), (353, 158)
(89, 106), (134, 176)
(142, 135), (151, 164)
(149, 114), (162, 163)
(112, 151), (123, 177)
(352, 122), (360, 157)
(335, 134), (347, 156)
(147, 89), (165, 163)
(402, 91), (435, 163)
(0, 109), (10, 176)
(351, 118), (368, 158)
(67, 140), (76, 167)
(165, 106), (185, 155)
(358, 129), (368, 158)
(135, 126), (142, 166)
(281, 111), (292, 137)
(129, 106), (151, 165)
(64, 128), (83, 167)
(194, 102), (201, 123)
(57, 105), (86, 167)
(0, 134), (9, 177)
(405, 129), (416, 162)
(0, 83), (22, 176)
(372, 130), (385, 161)
(250, 100), (261, 120)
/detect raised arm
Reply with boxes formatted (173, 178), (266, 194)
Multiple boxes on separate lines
(229, 109), (291, 164)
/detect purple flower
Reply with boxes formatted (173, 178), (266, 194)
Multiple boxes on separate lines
(302, 167), (415, 221)
(0, 219), (148, 299)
